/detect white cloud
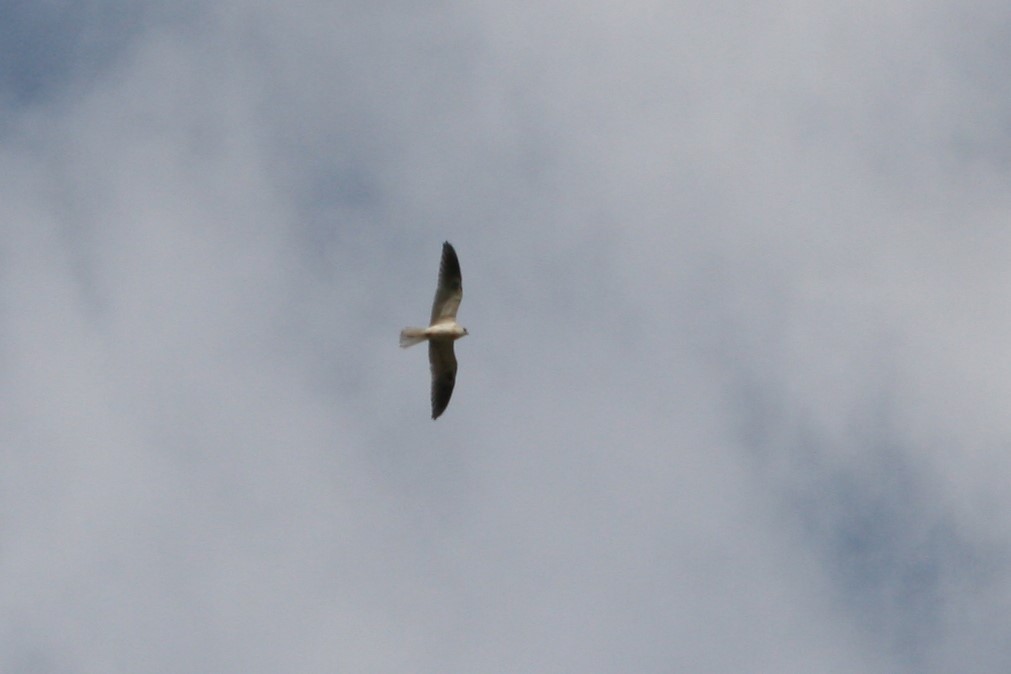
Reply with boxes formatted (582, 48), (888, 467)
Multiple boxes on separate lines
(1, 1), (1010, 672)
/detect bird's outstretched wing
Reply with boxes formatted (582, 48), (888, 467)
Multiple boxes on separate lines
(430, 241), (463, 325)
(429, 340), (457, 419)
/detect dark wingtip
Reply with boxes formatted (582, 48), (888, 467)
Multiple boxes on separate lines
(438, 242), (462, 286)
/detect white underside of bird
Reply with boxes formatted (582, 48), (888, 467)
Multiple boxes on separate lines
(399, 322), (467, 347)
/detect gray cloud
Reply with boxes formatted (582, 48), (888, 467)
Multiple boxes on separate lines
(2, 2), (1010, 672)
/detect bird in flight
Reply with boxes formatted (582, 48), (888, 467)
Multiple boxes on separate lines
(400, 241), (469, 419)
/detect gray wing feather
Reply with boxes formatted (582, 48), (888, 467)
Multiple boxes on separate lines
(429, 340), (457, 419)
(430, 242), (463, 325)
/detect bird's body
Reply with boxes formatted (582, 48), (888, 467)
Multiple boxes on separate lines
(425, 323), (468, 339)
(400, 242), (468, 419)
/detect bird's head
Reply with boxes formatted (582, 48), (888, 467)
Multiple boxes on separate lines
(461, 327), (469, 338)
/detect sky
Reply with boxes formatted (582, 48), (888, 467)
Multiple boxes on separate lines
(2, 1), (1011, 672)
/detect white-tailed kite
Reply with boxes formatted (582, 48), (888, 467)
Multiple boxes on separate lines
(400, 242), (469, 419)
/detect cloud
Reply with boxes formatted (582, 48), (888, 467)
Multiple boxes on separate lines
(1, 1), (1011, 672)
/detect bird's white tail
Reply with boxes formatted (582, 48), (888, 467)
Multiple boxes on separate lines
(399, 327), (427, 348)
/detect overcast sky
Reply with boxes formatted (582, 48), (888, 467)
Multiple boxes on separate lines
(2, 1), (1011, 672)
